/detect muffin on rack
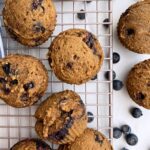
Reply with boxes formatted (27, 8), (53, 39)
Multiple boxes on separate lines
(58, 128), (113, 150)
(127, 59), (150, 109)
(10, 138), (52, 150)
(117, 0), (150, 54)
(35, 90), (87, 144)
(0, 54), (48, 108)
(3, 0), (56, 47)
(48, 28), (104, 85)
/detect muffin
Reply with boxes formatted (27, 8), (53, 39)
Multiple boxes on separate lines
(58, 128), (113, 150)
(117, 0), (150, 54)
(35, 90), (87, 144)
(127, 59), (150, 109)
(48, 28), (104, 84)
(3, 0), (56, 47)
(0, 54), (48, 108)
(10, 138), (51, 150)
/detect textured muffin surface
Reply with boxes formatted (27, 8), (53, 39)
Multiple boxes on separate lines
(127, 59), (150, 109)
(58, 128), (113, 150)
(117, 1), (150, 54)
(10, 138), (51, 150)
(3, 0), (56, 46)
(0, 54), (48, 108)
(48, 28), (104, 84)
(35, 90), (87, 144)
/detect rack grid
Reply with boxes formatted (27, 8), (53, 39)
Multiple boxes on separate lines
(0, 0), (113, 149)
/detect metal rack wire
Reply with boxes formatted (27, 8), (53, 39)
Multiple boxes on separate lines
(0, 0), (113, 149)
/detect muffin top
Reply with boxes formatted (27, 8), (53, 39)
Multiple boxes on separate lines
(48, 28), (104, 84)
(0, 54), (48, 108)
(3, 0), (56, 46)
(127, 59), (150, 109)
(117, 0), (150, 53)
(58, 128), (113, 150)
(35, 90), (87, 143)
(10, 138), (51, 150)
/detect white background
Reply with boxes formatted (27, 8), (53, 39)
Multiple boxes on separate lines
(113, 0), (150, 150)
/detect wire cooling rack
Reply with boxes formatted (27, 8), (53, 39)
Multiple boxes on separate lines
(0, 0), (113, 149)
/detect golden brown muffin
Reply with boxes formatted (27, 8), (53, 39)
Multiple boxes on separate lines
(0, 54), (48, 108)
(48, 28), (104, 84)
(117, 0), (150, 54)
(10, 138), (51, 150)
(58, 128), (113, 150)
(35, 90), (87, 144)
(127, 59), (150, 109)
(3, 0), (56, 47)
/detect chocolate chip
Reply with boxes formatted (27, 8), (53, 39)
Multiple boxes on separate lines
(91, 74), (97, 80)
(33, 23), (45, 33)
(0, 77), (7, 84)
(3, 87), (10, 94)
(33, 139), (50, 149)
(136, 92), (145, 100)
(20, 93), (29, 101)
(49, 117), (73, 141)
(95, 134), (103, 144)
(2, 63), (11, 75)
(10, 79), (18, 85)
(23, 82), (34, 91)
(126, 28), (135, 36)
(66, 62), (73, 69)
(83, 33), (97, 54)
(32, 0), (43, 10)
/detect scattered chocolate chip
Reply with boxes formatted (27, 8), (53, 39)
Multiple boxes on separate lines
(103, 18), (110, 28)
(66, 62), (73, 69)
(87, 111), (94, 123)
(91, 74), (97, 80)
(33, 23), (45, 33)
(10, 79), (18, 85)
(3, 87), (10, 94)
(2, 63), (11, 75)
(95, 134), (103, 144)
(32, 0), (43, 10)
(20, 93), (29, 101)
(126, 28), (135, 36)
(77, 9), (86, 20)
(34, 38), (43, 46)
(0, 77), (7, 84)
(23, 82), (34, 91)
(136, 92), (145, 100)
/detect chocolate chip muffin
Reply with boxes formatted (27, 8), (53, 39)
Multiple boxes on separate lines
(0, 54), (48, 108)
(117, 1), (150, 54)
(48, 28), (104, 84)
(10, 138), (51, 150)
(58, 128), (113, 150)
(3, 0), (56, 47)
(35, 90), (87, 144)
(127, 59), (150, 109)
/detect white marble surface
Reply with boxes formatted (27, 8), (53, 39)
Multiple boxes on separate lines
(113, 0), (150, 150)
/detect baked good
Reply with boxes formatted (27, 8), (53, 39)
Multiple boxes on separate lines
(35, 90), (87, 144)
(3, 0), (56, 47)
(48, 28), (104, 84)
(58, 128), (113, 150)
(0, 54), (48, 108)
(10, 138), (51, 150)
(127, 59), (150, 109)
(117, 0), (150, 54)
